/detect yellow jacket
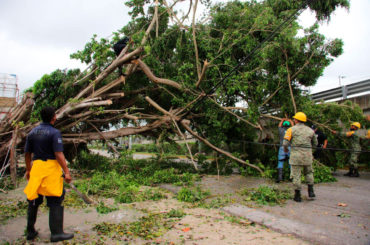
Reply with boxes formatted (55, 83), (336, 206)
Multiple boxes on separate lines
(24, 159), (64, 200)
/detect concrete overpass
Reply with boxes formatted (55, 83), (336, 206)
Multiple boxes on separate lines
(311, 79), (370, 115)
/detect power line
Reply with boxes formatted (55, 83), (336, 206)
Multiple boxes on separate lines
(229, 138), (370, 154)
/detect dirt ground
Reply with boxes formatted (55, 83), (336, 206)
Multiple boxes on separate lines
(0, 178), (308, 245)
(1, 168), (369, 245)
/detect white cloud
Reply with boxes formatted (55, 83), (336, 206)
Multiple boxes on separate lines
(303, 0), (370, 93)
(0, 0), (130, 93)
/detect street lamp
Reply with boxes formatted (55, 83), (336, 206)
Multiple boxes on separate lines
(338, 75), (345, 87)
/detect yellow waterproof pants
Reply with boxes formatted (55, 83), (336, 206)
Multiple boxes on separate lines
(24, 159), (63, 201)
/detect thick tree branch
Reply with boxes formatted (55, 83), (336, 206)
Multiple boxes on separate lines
(180, 120), (263, 174)
(192, 0), (201, 79)
(87, 122), (120, 155)
(195, 60), (209, 88)
(133, 59), (182, 89)
(145, 95), (263, 174)
(172, 118), (198, 170)
(90, 76), (126, 98)
(57, 100), (113, 119)
(63, 120), (167, 141)
(209, 99), (261, 130)
(283, 49), (297, 113)
(260, 114), (283, 121)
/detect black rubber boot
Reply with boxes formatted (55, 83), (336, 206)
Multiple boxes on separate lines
(351, 168), (360, 177)
(308, 184), (315, 198)
(49, 206), (74, 242)
(294, 190), (302, 202)
(276, 168), (283, 183)
(26, 204), (39, 240)
(344, 167), (354, 176)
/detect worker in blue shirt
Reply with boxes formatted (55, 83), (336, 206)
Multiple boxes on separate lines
(24, 107), (74, 242)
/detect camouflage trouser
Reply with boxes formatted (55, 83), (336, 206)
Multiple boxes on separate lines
(291, 165), (314, 190)
(349, 153), (359, 169)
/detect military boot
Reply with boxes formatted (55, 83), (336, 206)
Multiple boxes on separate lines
(344, 167), (354, 176)
(308, 184), (315, 198)
(294, 190), (301, 202)
(351, 168), (360, 177)
(276, 168), (283, 183)
(26, 204), (39, 240)
(49, 206), (74, 242)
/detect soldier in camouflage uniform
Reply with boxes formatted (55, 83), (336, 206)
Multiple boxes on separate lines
(334, 122), (362, 177)
(283, 112), (317, 202)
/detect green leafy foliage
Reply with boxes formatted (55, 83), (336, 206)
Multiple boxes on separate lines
(131, 142), (196, 155)
(0, 176), (17, 191)
(302, 100), (369, 169)
(201, 194), (235, 209)
(93, 210), (185, 240)
(72, 151), (201, 203)
(25, 0), (354, 176)
(62, 188), (89, 209)
(96, 201), (118, 214)
(71, 150), (112, 171)
(241, 185), (292, 206)
(167, 208), (186, 218)
(312, 160), (337, 183)
(29, 69), (82, 121)
(176, 186), (210, 203)
(0, 200), (28, 224)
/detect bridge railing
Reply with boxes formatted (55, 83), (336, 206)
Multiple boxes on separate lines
(311, 79), (370, 102)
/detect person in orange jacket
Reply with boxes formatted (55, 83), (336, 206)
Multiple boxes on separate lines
(24, 107), (74, 242)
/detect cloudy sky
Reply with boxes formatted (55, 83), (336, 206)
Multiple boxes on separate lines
(1, 0), (369, 96)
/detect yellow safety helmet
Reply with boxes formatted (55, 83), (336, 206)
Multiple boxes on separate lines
(293, 112), (307, 122)
(351, 122), (361, 129)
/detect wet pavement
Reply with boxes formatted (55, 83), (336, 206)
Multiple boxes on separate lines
(217, 171), (370, 245)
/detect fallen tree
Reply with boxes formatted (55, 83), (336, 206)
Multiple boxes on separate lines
(2, 0), (361, 185)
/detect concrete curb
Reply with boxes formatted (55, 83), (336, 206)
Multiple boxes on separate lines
(222, 204), (337, 245)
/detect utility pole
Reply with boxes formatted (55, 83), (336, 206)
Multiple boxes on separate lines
(338, 75), (345, 87)
(338, 75), (346, 100)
